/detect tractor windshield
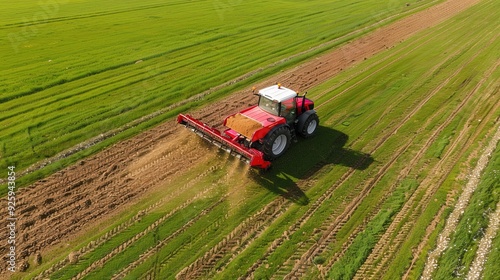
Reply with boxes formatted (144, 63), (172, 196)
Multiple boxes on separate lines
(258, 96), (280, 116)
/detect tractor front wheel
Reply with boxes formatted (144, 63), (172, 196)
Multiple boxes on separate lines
(263, 126), (291, 160)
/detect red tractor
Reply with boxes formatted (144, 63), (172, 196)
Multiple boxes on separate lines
(177, 84), (319, 169)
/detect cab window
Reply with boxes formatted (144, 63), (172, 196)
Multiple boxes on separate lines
(259, 96), (280, 115)
(280, 98), (296, 122)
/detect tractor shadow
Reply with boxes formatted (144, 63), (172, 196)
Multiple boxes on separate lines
(249, 126), (374, 205)
(248, 170), (310, 205)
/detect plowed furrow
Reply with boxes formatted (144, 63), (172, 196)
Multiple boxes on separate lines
(243, 49), (458, 278)
(75, 194), (229, 280)
(246, 88), (424, 278)
(404, 90), (500, 279)
(33, 164), (222, 280)
(332, 44), (498, 276)
(8, 131), (207, 265)
(109, 164), (242, 279)
(176, 196), (289, 280)
(284, 143), (411, 279)
(355, 57), (500, 280)
(270, 29), (495, 279)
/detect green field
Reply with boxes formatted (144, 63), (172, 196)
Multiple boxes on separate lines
(2, 0), (499, 279)
(0, 0), (436, 176)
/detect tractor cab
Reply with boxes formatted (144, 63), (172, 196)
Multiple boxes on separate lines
(257, 84), (298, 124)
(257, 84), (315, 124)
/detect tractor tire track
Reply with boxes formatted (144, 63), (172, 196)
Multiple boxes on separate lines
(367, 54), (500, 279)
(33, 163), (223, 280)
(229, 79), (431, 279)
(2, 129), (209, 272)
(402, 205), (446, 280)
(241, 23), (485, 278)
(404, 78), (500, 279)
(324, 60), (498, 277)
(2, 2), (420, 268)
(280, 59), (463, 278)
(265, 84), (443, 278)
(421, 124), (500, 280)
(314, 17), (460, 128)
(354, 57), (500, 280)
(193, 0), (481, 127)
(356, 73), (498, 280)
(275, 29), (498, 279)
(69, 165), (225, 280)
(151, 1), (484, 278)
(314, 19), (457, 111)
(33, 173), (216, 279)
(175, 194), (291, 279)
(314, 43), (472, 276)
(240, 158), (365, 279)
(0, 0), (438, 186)
(420, 85), (500, 279)
(248, 57), (443, 279)
(280, 143), (411, 280)
(133, 162), (248, 279)
(76, 194), (228, 280)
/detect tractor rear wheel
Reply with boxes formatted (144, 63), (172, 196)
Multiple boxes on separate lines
(299, 113), (319, 138)
(263, 125), (291, 160)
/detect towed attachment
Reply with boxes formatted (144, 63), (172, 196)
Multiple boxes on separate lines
(177, 114), (271, 169)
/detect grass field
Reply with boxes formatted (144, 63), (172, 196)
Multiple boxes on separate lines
(2, 0), (499, 279)
(0, 0), (437, 177)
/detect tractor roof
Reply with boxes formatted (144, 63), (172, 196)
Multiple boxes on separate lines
(259, 85), (297, 102)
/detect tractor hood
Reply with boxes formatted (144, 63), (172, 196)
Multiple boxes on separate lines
(224, 106), (285, 140)
(240, 105), (284, 127)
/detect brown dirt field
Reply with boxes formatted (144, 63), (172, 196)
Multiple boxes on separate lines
(0, 0), (482, 276)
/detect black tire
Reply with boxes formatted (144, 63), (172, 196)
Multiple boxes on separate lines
(299, 113), (319, 138)
(262, 125), (291, 160)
